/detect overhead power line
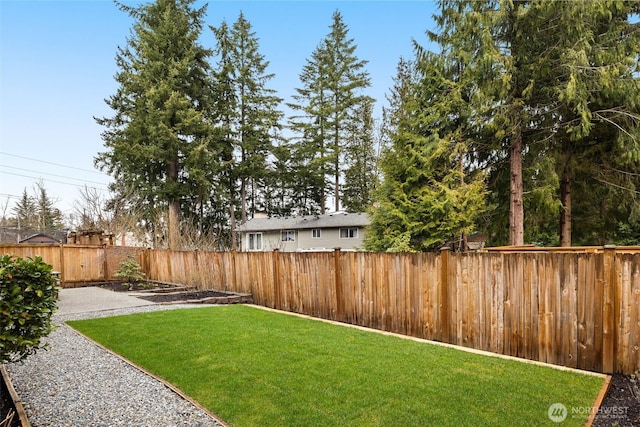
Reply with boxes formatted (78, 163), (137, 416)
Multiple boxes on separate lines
(0, 151), (109, 176)
(0, 165), (109, 187)
(0, 193), (21, 200)
(0, 170), (110, 193)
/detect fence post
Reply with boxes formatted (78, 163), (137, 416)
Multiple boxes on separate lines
(334, 248), (344, 322)
(142, 248), (150, 281)
(231, 249), (237, 292)
(193, 250), (201, 289)
(602, 245), (617, 373)
(272, 249), (280, 309)
(58, 244), (66, 287)
(102, 246), (109, 282)
(440, 247), (450, 343)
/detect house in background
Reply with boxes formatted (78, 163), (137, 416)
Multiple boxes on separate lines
(0, 227), (68, 244)
(18, 232), (63, 244)
(236, 212), (370, 252)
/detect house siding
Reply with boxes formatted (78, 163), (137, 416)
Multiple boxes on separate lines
(297, 227), (365, 251)
(238, 212), (370, 252)
(242, 227), (366, 252)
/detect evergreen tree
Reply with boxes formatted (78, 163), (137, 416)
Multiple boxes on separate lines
(571, 157), (640, 245)
(479, 0), (640, 246)
(428, 0), (568, 246)
(12, 189), (37, 229)
(95, 0), (217, 250)
(342, 98), (378, 212)
(12, 185), (62, 231)
(210, 19), (238, 247)
(365, 48), (487, 252)
(406, 0), (640, 248)
(287, 46), (329, 215)
(211, 13), (283, 224)
(34, 183), (62, 230)
(542, 0), (640, 245)
(262, 140), (296, 217)
(288, 10), (372, 213)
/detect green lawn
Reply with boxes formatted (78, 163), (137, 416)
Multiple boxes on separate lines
(67, 305), (604, 427)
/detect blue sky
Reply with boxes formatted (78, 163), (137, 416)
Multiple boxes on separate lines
(0, 0), (438, 218)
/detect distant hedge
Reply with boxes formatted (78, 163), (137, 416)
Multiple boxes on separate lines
(0, 255), (59, 363)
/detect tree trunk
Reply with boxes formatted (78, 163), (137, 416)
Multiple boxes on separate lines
(509, 129), (525, 246)
(229, 203), (237, 250)
(334, 97), (341, 212)
(167, 155), (181, 250)
(168, 199), (180, 250)
(559, 166), (572, 247)
(240, 177), (247, 224)
(334, 161), (340, 212)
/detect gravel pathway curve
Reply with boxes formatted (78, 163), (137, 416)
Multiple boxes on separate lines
(5, 305), (226, 427)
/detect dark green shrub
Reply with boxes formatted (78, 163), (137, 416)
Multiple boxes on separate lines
(0, 255), (59, 363)
(113, 257), (146, 286)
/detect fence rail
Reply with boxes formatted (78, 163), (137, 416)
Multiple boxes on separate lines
(2, 244), (639, 375)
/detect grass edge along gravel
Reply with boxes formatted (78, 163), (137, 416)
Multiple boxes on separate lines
(67, 305), (605, 427)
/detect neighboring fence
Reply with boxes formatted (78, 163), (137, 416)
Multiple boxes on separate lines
(1, 244), (639, 375)
(0, 244), (144, 285)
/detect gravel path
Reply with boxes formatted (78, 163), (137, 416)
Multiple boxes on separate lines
(5, 304), (227, 427)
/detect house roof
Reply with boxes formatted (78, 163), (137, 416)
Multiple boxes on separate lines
(18, 233), (62, 243)
(237, 212), (370, 232)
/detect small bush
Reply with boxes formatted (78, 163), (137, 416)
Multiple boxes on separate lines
(113, 257), (145, 285)
(0, 255), (59, 364)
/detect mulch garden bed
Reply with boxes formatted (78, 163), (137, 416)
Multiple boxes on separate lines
(593, 374), (640, 426)
(136, 289), (242, 303)
(0, 389), (20, 427)
(0, 366), (26, 427)
(98, 281), (188, 293)
(99, 281), (252, 304)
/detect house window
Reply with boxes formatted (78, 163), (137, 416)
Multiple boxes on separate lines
(312, 229), (321, 238)
(248, 233), (262, 250)
(339, 227), (358, 239)
(281, 230), (295, 241)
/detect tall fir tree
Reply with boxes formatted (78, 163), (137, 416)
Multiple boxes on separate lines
(410, 0), (640, 248)
(428, 0), (559, 246)
(210, 19), (238, 247)
(288, 10), (372, 213)
(12, 185), (63, 231)
(12, 189), (37, 229)
(541, 0), (640, 245)
(262, 140), (296, 217)
(95, 0), (218, 250)
(34, 183), (62, 230)
(342, 98), (378, 212)
(211, 13), (283, 226)
(287, 45), (329, 215)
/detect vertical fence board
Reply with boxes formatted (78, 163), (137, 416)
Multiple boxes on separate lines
(542, 254), (553, 365)
(503, 255), (514, 357)
(528, 254), (540, 362)
(489, 253), (502, 355)
(577, 254), (590, 370)
(422, 253), (438, 341)
(602, 247), (617, 373)
(617, 253), (640, 374)
(592, 253), (604, 373)
(628, 255), (640, 374)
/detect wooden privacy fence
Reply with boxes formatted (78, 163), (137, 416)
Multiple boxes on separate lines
(0, 244), (145, 285)
(2, 244), (640, 375)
